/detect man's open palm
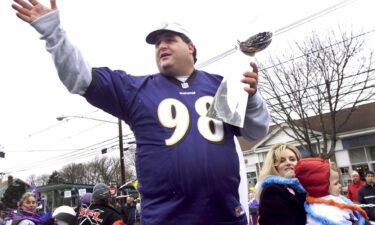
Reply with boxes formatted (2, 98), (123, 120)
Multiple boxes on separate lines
(12, 0), (57, 23)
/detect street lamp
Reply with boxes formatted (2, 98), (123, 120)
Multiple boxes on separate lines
(56, 115), (131, 185)
(56, 115), (118, 124)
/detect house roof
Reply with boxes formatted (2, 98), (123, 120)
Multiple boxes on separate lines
(307, 102), (375, 133)
(237, 126), (278, 151)
(0, 178), (30, 198)
(37, 183), (94, 192)
(238, 101), (375, 151)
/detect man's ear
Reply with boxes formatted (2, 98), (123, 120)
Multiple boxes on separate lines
(188, 43), (195, 54)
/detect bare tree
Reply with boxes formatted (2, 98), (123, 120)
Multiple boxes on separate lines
(27, 151), (137, 187)
(85, 155), (135, 185)
(59, 163), (87, 184)
(27, 174), (37, 185)
(123, 145), (137, 180)
(259, 28), (375, 159)
(27, 174), (50, 186)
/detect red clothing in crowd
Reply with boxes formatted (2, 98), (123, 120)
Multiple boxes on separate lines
(347, 180), (365, 203)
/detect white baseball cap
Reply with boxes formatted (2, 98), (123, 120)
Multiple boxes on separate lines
(53, 206), (77, 225)
(351, 171), (360, 177)
(146, 22), (190, 44)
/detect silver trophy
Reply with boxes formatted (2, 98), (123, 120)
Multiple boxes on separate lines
(203, 32), (273, 127)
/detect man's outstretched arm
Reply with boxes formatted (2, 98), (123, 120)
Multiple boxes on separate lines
(12, 0), (92, 95)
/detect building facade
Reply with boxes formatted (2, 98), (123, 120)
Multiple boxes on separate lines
(37, 183), (94, 209)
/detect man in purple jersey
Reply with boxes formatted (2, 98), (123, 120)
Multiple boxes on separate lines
(12, 0), (270, 224)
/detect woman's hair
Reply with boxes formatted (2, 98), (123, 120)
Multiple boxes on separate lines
(18, 192), (37, 209)
(255, 143), (302, 200)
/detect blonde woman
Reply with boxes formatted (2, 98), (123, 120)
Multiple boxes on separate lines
(255, 143), (306, 225)
(6, 192), (37, 225)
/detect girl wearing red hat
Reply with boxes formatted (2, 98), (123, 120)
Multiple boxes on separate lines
(255, 143), (307, 225)
(295, 158), (368, 225)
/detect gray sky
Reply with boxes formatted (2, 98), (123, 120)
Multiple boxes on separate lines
(0, 0), (374, 181)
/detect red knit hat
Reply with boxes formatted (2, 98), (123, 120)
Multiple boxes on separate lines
(295, 158), (330, 197)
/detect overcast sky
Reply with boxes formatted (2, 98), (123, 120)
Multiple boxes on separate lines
(0, 0), (374, 181)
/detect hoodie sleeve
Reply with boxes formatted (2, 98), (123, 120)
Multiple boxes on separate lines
(240, 92), (270, 142)
(30, 10), (92, 95)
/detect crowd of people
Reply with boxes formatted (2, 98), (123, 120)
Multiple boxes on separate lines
(4, 143), (375, 225)
(1, 183), (140, 225)
(246, 142), (375, 225)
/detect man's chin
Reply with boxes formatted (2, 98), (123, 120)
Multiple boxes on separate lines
(160, 64), (175, 76)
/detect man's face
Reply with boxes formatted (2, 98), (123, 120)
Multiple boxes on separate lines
(365, 173), (375, 184)
(154, 32), (194, 76)
(352, 175), (360, 182)
(126, 197), (134, 203)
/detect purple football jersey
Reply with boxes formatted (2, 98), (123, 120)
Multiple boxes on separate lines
(84, 67), (246, 225)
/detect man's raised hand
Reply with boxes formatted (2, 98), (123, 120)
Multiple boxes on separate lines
(12, 0), (57, 23)
(241, 62), (259, 96)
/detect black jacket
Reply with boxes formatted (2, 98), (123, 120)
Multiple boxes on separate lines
(78, 203), (123, 225)
(259, 183), (306, 225)
(121, 203), (136, 222)
(358, 183), (375, 220)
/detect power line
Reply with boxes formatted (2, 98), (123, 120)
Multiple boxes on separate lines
(27, 122), (63, 138)
(196, 0), (360, 68)
(260, 68), (375, 101)
(256, 27), (375, 106)
(4, 135), (135, 173)
(4, 137), (119, 172)
(23, 116), (120, 151)
(274, 0), (358, 35)
(265, 83), (375, 107)
(259, 29), (375, 72)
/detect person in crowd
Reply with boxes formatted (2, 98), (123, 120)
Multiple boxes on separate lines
(126, 198), (140, 225)
(11, 0), (270, 224)
(295, 158), (368, 225)
(255, 143), (306, 225)
(5, 192), (38, 225)
(80, 193), (92, 207)
(134, 198), (141, 215)
(114, 202), (123, 215)
(347, 171), (365, 204)
(358, 171), (375, 221)
(52, 206), (77, 225)
(77, 183), (123, 225)
(122, 196), (135, 223)
(248, 187), (259, 225)
(3, 192), (55, 225)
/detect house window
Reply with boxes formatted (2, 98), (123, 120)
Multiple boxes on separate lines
(367, 146), (375, 161)
(349, 147), (367, 163)
(349, 145), (375, 178)
(298, 144), (317, 157)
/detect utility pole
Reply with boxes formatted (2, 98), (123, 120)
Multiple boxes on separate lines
(0, 144), (4, 183)
(118, 119), (126, 185)
(56, 115), (130, 185)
